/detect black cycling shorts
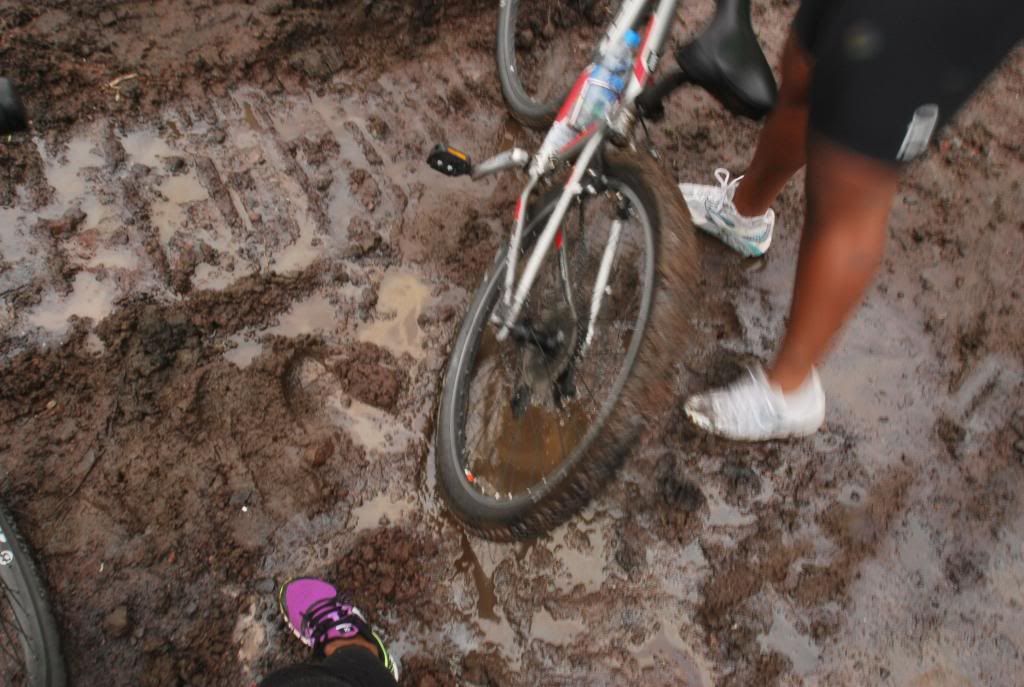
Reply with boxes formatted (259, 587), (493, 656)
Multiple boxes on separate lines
(794, 0), (1024, 163)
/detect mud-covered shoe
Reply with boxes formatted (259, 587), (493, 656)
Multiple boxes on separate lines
(683, 365), (825, 441)
(679, 168), (775, 257)
(278, 577), (399, 680)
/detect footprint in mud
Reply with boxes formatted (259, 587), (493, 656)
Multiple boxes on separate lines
(357, 271), (431, 360)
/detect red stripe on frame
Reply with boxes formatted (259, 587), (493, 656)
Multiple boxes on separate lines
(555, 67), (593, 122)
(632, 17), (655, 83)
(559, 121), (599, 154)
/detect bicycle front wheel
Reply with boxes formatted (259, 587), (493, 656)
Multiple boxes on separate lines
(0, 503), (66, 686)
(435, 152), (698, 539)
(496, 0), (614, 129)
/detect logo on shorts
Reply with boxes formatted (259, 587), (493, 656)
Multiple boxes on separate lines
(897, 104), (940, 162)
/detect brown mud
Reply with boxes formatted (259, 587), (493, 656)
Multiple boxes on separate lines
(1, 0), (1023, 685)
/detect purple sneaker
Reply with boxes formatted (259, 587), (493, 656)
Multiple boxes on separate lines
(277, 577), (399, 680)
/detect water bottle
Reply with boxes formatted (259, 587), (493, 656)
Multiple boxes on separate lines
(535, 29), (641, 165)
(570, 29), (641, 131)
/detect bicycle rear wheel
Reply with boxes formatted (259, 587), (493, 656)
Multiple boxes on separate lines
(0, 503), (65, 687)
(435, 152), (698, 539)
(496, 0), (614, 129)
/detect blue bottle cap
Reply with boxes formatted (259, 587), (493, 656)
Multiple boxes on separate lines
(608, 74), (625, 91)
(625, 29), (642, 49)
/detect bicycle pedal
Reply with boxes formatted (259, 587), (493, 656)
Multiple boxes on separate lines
(427, 144), (472, 177)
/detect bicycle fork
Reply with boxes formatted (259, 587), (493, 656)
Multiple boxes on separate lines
(425, 134), (628, 358)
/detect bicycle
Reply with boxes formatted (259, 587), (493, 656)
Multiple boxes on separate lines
(427, 0), (778, 540)
(0, 77), (67, 686)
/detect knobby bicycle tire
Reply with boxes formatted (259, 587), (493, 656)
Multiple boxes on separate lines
(435, 151), (699, 539)
(0, 502), (66, 687)
(497, 0), (562, 128)
(497, 0), (611, 129)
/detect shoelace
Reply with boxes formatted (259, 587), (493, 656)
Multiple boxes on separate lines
(708, 168), (743, 213)
(300, 595), (370, 656)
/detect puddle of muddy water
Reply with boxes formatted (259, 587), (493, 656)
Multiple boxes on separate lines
(86, 246), (141, 272)
(0, 208), (33, 267)
(26, 272), (117, 334)
(349, 491), (415, 532)
(152, 172), (209, 245)
(757, 608), (821, 678)
(37, 134), (104, 206)
(704, 485), (756, 528)
(120, 129), (177, 168)
(454, 533), (499, 622)
(222, 295), (337, 366)
(548, 522), (610, 591)
(224, 333), (264, 368)
(635, 623), (713, 686)
(325, 395), (416, 454)
(530, 607), (586, 645)
(357, 272), (430, 360)
(270, 293), (337, 337)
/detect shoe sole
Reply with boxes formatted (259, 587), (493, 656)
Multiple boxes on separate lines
(683, 403), (824, 441)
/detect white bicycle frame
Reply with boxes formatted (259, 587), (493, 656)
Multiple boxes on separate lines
(481, 0), (681, 345)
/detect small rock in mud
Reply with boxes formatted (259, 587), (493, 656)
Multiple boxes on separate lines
(36, 208), (87, 238)
(343, 217), (383, 259)
(306, 438), (334, 468)
(614, 520), (647, 575)
(255, 578), (276, 595)
(366, 114), (390, 140)
(206, 127), (227, 145)
(349, 169), (381, 211)
(722, 459), (761, 497)
(658, 453), (705, 514)
(945, 551), (987, 592)
(935, 416), (965, 459)
(100, 125), (127, 171)
(359, 286), (379, 315)
(1011, 408), (1024, 433)
(103, 605), (132, 638)
(163, 156), (187, 174)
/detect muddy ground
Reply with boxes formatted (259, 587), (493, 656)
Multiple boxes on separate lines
(1, 1), (1023, 685)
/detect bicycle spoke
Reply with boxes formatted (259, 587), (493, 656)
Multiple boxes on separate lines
(0, 584), (30, 671)
(453, 174), (654, 506)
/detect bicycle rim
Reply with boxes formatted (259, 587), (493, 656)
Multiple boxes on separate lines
(457, 176), (655, 503)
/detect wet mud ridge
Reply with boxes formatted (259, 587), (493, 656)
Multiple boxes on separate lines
(2, 1), (1024, 685)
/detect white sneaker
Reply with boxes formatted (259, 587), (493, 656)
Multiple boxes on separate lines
(679, 168), (775, 257)
(683, 365), (825, 441)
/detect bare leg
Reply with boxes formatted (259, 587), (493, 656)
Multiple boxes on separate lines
(732, 33), (813, 218)
(767, 137), (900, 392)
